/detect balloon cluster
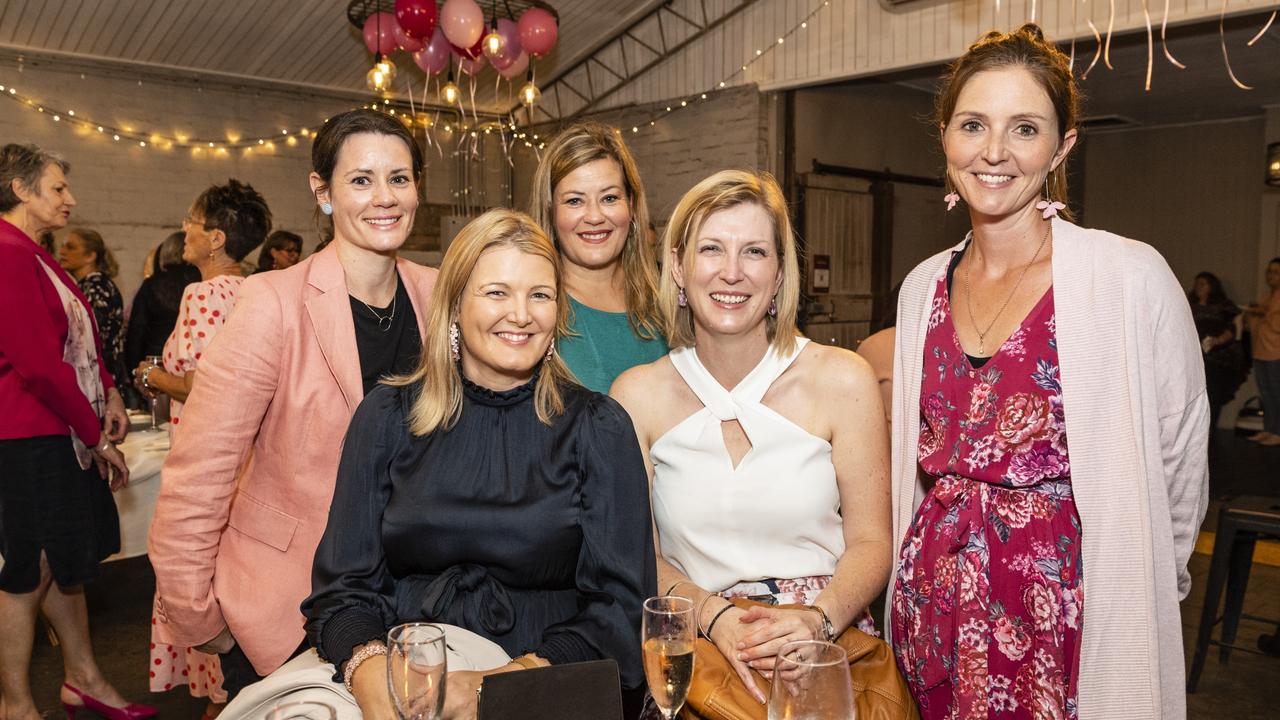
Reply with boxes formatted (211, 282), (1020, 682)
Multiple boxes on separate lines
(360, 0), (558, 82)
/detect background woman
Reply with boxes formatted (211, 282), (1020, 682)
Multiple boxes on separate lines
(0, 144), (144, 720)
(59, 227), (128, 395)
(253, 229), (302, 274)
(124, 232), (200, 375)
(297, 209), (654, 720)
(529, 122), (667, 393)
(136, 179), (272, 716)
(147, 109), (437, 700)
(1186, 271), (1246, 437)
(1245, 258), (1280, 445)
(889, 26), (1207, 719)
(613, 170), (891, 706)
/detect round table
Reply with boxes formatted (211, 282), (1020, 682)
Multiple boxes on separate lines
(107, 422), (171, 561)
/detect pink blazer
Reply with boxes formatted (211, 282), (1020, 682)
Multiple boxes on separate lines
(148, 246), (437, 675)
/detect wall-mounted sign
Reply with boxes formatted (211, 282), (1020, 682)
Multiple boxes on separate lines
(811, 254), (831, 293)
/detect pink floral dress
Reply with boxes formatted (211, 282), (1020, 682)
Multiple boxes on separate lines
(892, 269), (1083, 720)
(149, 275), (243, 703)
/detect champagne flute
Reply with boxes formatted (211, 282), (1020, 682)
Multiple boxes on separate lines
(387, 623), (447, 720)
(642, 595), (696, 719)
(266, 701), (336, 720)
(144, 354), (162, 432)
(767, 640), (855, 720)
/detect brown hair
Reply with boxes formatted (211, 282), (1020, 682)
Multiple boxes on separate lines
(528, 122), (662, 340)
(67, 228), (118, 277)
(388, 209), (575, 436)
(257, 230), (304, 271)
(0, 144), (69, 213)
(659, 170), (801, 355)
(936, 23), (1081, 216)
(310, 109), (424, 233)
(191, 179), (273, 261)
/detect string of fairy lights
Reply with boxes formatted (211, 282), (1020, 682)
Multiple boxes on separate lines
(4, 0), (1272, 160)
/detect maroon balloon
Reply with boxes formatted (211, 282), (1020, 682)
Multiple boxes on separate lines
(362, 11), (398, 56)
(413, 27), (451, 75)
(450, 36), (484, 60)
(393, 23), (424, 53)
(394, 0), (437, 39)
(517, 7), (557, 57)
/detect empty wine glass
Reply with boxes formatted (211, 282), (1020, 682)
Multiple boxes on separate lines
(387, 623), (447, 720)
(266, 701), (336, 720)
(642, 595), (696, 719)
(144, 354), (162, 432)
(767, 640), (855, 720)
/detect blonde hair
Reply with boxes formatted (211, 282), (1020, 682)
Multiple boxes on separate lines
(389, 209), (575, 436)
(527, 121), (662, 340)
(659, 170), (801, 354)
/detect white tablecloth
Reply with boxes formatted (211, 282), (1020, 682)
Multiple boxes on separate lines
(107, 425), (170, 561)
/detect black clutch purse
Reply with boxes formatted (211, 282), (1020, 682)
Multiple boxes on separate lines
(478, 659), (624, 720)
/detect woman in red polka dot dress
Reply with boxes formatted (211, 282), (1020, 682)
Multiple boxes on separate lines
(131, 180), (272, 719)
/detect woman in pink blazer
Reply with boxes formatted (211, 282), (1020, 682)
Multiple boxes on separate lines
(148, 109), (438, 698)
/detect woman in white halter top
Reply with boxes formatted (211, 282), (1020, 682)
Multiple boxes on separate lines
(613, 170), (891, 704)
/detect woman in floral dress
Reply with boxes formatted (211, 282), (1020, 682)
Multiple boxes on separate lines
(132, 180), (271, 718)
(890, 25), (1207, 720)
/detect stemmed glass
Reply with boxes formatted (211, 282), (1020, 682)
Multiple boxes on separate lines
(266, 701), (336, 720)
(642, 595), (696, 719)
(387, 623), (447, 720)
(767, 640), (855, 720)
(143, 354), (163, 432)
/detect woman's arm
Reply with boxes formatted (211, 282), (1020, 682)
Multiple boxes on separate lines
(137, 363), (195, 403)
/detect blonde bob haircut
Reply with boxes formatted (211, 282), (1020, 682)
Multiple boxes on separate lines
(389, 209), (575, 436)
(527, 121), (663, 340)
(659, 170), (801, 355)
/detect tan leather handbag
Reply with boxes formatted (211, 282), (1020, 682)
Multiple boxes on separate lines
(682, 600), (919, 720)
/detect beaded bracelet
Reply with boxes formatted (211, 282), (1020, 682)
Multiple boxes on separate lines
(703, 602), (735, 641)
(343, 642), (387, 693)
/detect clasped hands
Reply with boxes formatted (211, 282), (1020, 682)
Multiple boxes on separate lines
(706, 603), (828, 704)
(94, 387), (130, 490)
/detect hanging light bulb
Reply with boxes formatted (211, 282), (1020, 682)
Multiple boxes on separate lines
(519, 68), (540, 107)
(440, 67), (461, 105)
(483, 22), (505, 60)
(366, 54), (396, 93)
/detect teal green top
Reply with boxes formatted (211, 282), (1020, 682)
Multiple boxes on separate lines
(559, 296), (669, 394)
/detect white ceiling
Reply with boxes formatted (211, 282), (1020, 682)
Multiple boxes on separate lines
(0, 0), (661, 107)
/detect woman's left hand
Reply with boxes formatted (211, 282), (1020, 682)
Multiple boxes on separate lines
(104, 387), (128, 442)
(440, 670), (485, 720)
(734, 606), (827, 676)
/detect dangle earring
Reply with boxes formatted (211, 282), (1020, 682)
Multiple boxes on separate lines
(1035, 178), (1065, 219)
(449, 322), (460, 361)
(943, 175), (960, 211)
(768, 296), (778, 317)
(544, 339), (555, 362)
(677, 287), (687, 308)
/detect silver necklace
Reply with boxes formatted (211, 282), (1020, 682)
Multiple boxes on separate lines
(358, 293), (396, 332)
(963, 223), (1051, 355)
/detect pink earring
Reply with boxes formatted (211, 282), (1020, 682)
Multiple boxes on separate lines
(677, 287), (687, 307)
(544, 339), (555, 362)
(943, 192), (960, 211)
(1035, 179), (1065, 219)
(768, 297), (778, 317)
(449, 322), (460, 361)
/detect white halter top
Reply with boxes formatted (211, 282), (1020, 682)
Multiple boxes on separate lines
(650, 338), (845, 591)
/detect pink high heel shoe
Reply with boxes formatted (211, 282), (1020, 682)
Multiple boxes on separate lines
(61, 683), (158, 720)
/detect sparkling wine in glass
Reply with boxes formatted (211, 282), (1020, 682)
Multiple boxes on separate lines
(767, 639), (855, 720)
(387, 623), (447, 720)
(642, 595), (696, 719)
(144, 354), (162, 431)
(266, 701), (336, 720)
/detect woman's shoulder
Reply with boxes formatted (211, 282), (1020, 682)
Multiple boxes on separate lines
(794, 340), (875, 395)
(353, 382), (414, 427)
(558, 379), (639, 434)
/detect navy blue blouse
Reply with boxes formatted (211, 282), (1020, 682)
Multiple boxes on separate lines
(303, 373), (656, 688)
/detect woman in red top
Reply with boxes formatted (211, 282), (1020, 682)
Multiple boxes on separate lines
(0, 144), (152, 720)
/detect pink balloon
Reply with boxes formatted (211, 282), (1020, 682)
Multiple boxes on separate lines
(450, 36), (483, 60)
(493, 18), (521, 68)
(393, 24), (424, 53)
(457, 54), (486, 76)
(517, 8), (557, 57)
(412, 27), (451, 75)
(440, 0), (483, 49)
(394, 0), (437, 39)
(497, 50), (529, 80)
(362, 12), (398, 56)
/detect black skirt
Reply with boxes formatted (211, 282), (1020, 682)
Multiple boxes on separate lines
(0, 434), (120, 593)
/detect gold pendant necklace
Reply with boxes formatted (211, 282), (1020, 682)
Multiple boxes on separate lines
(963, 223), (1052, 355)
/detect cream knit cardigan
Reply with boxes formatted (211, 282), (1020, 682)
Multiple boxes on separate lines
(889, 218), (1209, 719)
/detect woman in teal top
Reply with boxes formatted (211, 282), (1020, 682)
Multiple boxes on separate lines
(530, 122), (667, 393)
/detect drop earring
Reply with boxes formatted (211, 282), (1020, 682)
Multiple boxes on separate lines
(1035, 178), (1065, 219)
(943, 191), (960, 211)
(677, 287), (687, 307)
(544, 339), (555, 362)
(768, 296), (778, 317)
(449, 322), (460, 361)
